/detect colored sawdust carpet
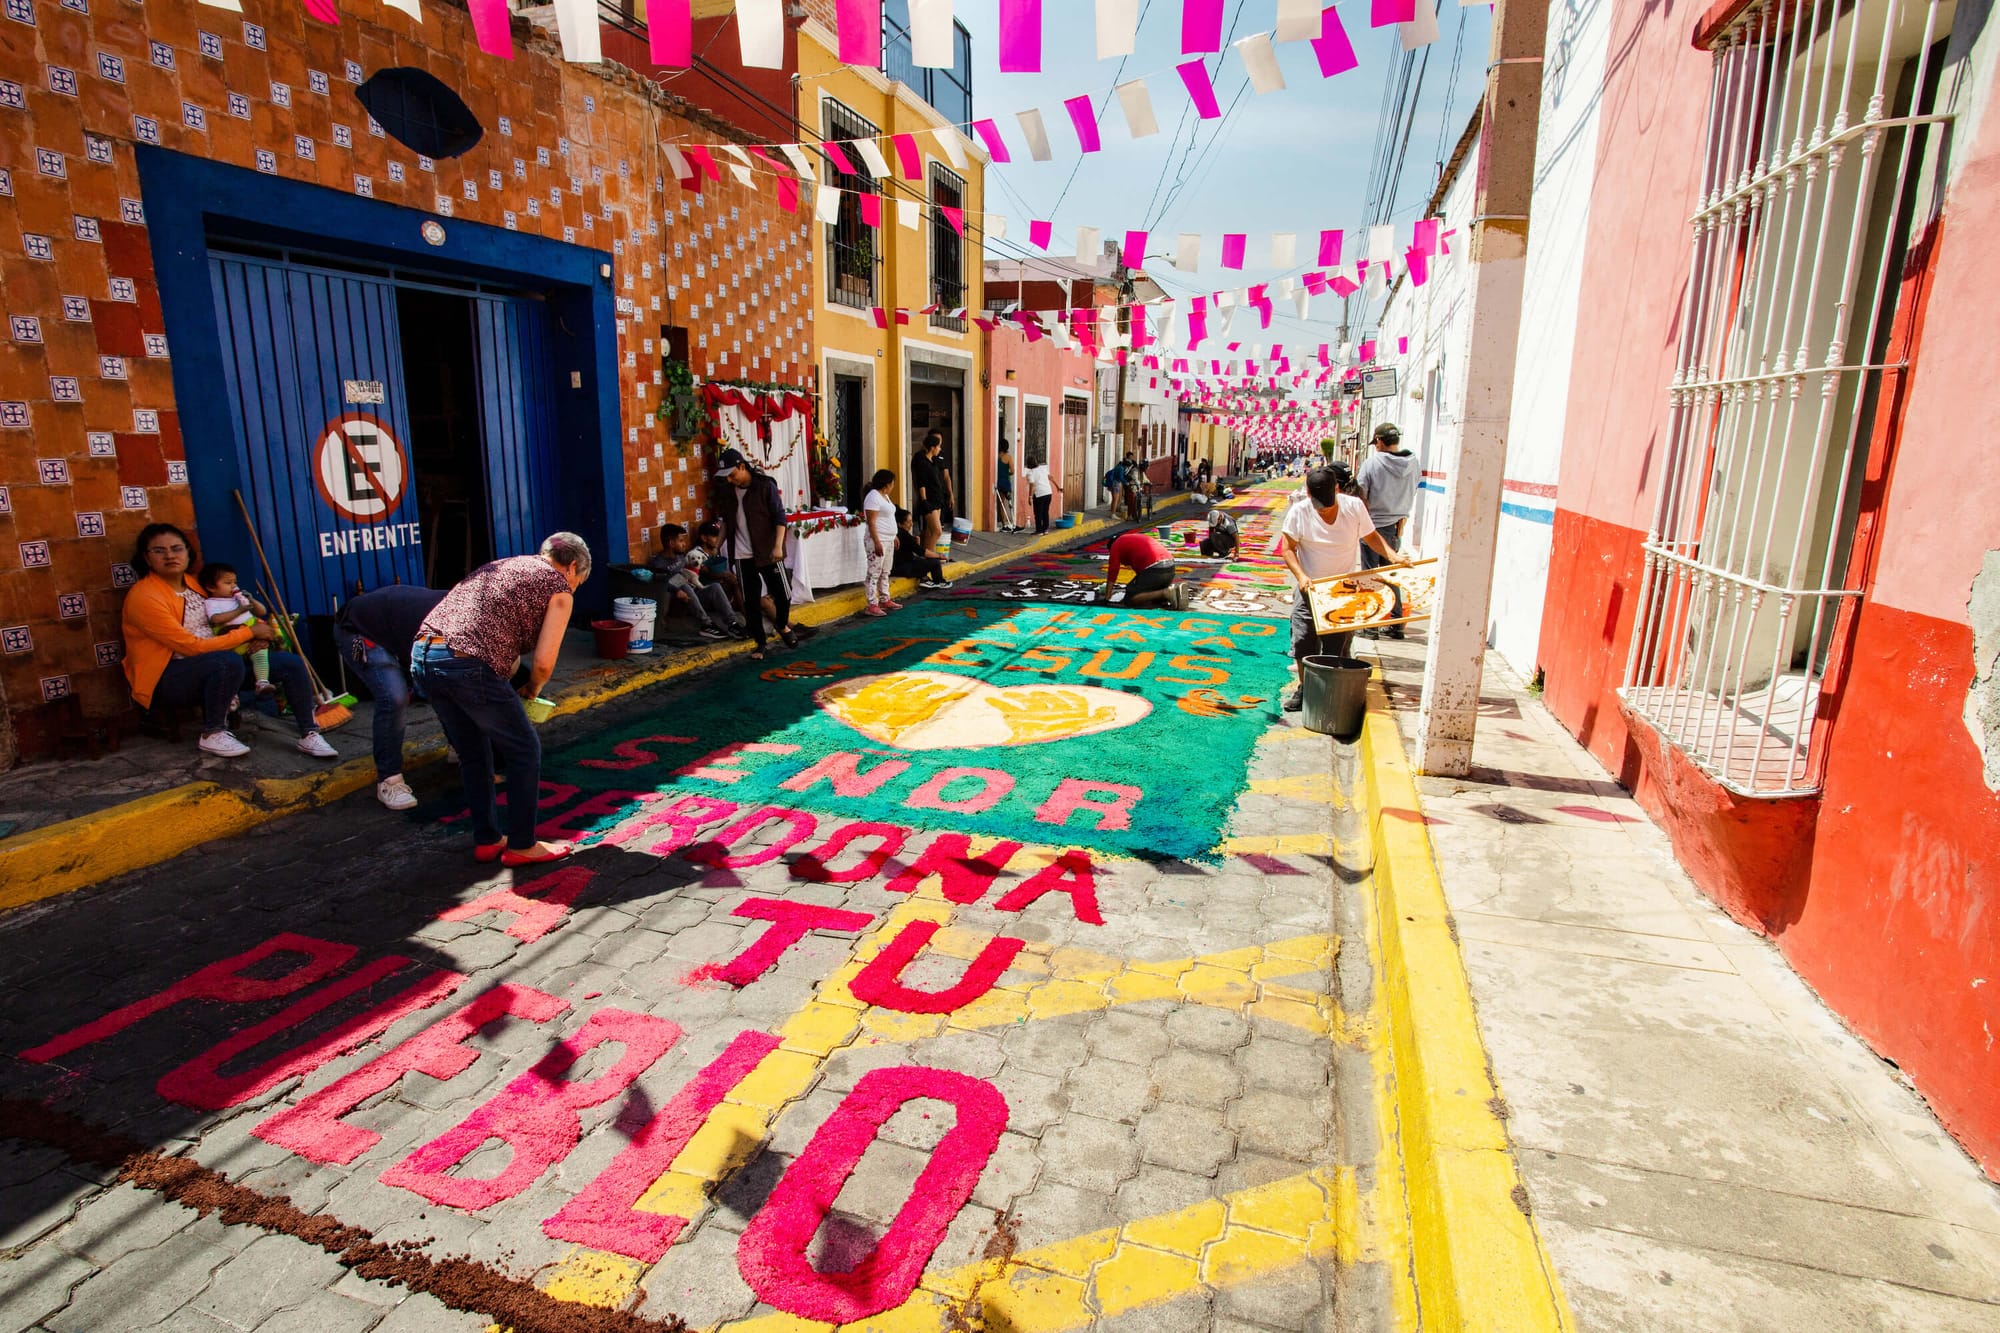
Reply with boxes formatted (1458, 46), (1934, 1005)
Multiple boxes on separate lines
(539, 602), (1293, 863)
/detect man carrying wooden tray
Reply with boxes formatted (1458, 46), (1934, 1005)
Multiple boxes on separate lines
(1277, 464), (1410, 713)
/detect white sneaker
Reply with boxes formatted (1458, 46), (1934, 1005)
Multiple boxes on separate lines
(297, 732), (338, 759)
(377, 776), (419, 811)
(198, 731), (250, 758)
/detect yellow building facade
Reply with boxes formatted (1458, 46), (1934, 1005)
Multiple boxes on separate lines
(796, 15), (987, 525)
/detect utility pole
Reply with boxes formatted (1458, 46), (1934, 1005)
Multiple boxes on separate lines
(1413, 0), (1547, 776)
(1110, 255), (1134, 511)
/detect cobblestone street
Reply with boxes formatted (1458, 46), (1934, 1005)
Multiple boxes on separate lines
(0, 497), (1374, 1332)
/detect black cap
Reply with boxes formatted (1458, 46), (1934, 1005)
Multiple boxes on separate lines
(1373, 422), (1401, 443)
(715, 448), (747, 477)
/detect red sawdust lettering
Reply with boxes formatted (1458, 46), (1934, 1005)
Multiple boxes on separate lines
(779, 751), (911, 798)
(538, 791), (657, 842)
(676, 742), (802, 783)
(993, 850), (1105, 926)
(253, 984), (567, 1165)
(1035, 779), (1144, 833)
(435, 866), (597, 943)
(22, 934), (358, 1064)
(882, 834), (1024, 904)
(380, 1009), (682, 1212)
(601, 795), (741, 855)
(685, 807), (821, 869)
(157, 960), (468, 1112)
(576, 735), (700, 771)
(904, 767), (1016, 815)
(690, 898), (876, 988)
(847, 921), (1025, 1014)
(735, 1066), (1009, 1323)
(790, 821), (910, 884)
(443, 781), (581, 827)
(541, 1029), (783, 1263)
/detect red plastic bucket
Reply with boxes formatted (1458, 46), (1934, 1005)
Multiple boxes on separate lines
(591, 618), (634, 660)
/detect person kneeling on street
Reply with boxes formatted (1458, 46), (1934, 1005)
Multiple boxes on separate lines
(335, 583), (448, 811)
(1102, 529), (1187, 610)
(1200, 508), (1240, 559)
(1277, 464), (1410, 713)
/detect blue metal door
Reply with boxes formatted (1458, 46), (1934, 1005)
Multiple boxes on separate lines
(209, 255), (422, 616)
(471, 294), (561, 557)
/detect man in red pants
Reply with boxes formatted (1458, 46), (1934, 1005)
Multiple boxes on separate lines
(1101, 529), (1187, 610)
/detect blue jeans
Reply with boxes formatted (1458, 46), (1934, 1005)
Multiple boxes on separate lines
(335, 628), (410, 780)
(151, 648), (318, 737)
(413, 646), (541, 850)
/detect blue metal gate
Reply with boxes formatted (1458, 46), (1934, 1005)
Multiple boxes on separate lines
(210, 255), (421, 617)
(471, 294), (562, 558)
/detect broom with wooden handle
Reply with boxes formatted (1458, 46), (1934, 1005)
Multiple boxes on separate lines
(232, 489), (353, 730)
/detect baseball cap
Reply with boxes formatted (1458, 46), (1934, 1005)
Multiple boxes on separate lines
(1373, 422), (1402, 443)
(714, 448), (747, 478)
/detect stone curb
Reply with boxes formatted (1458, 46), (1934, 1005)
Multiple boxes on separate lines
(0, 496), (1192, 914)
(1345, 678), (1577, 1331)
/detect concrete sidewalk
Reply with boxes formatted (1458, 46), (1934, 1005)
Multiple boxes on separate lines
(1360, 630), (2000, 1329)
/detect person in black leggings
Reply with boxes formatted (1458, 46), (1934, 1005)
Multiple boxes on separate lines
(708, 448), (799, 661)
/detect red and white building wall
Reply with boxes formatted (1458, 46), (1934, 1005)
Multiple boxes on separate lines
(1520, 0), (2000, 1175)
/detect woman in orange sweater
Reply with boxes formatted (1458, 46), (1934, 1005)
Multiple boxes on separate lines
(121, 523), (337, 760)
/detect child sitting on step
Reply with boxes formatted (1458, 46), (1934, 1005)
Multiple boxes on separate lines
(198, 563), (275, 698)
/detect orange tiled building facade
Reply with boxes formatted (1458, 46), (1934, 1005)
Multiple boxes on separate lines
(0, 0), (813, 763)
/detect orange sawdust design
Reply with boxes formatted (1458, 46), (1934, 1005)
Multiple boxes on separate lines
(760, 660), (850, 682)
(1177, 689), (1271, 718)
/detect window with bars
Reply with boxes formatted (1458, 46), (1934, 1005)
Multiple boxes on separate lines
(1620, 0), (1953, 796)
(822, 99), (880, 311)
(929, 162), (967, 332)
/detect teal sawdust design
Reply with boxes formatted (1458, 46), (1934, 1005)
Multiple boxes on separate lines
(541, 602), (1293, 862)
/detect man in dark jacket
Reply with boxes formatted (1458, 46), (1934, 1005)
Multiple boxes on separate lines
(334, 584), (448, 810)
(707, 448), (797, 658)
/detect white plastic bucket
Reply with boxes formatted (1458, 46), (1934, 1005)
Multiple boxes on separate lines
(612, 597), (657, 655)
(951, 517), (973, 540)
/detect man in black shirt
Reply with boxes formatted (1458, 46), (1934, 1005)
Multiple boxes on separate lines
(335, 584), (448, 810)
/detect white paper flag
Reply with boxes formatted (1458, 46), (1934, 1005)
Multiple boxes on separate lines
(1115, 80), (1159, 139)
(1017, 109), (1054, 162)
(662, 144), (691, 180)
(1294, 287), (1312, 319)
(1235, 33), (1286, 95)
(854, 138), (893, 181)
(816, 184), (843, 225)
(382, 0), (422, 17)
(1054, 323), (1072, 350)
(911, 0), (955, 67)
(1401, 0), (1442, 51)
(1096, 0), (1139, 58)
(899, 198), (923, 230)
(1270, 232), (1297, 267)
(1369, 224), (1396, 264)
(779, 143), (814, 177)
(198, 0), (245, 11)
(1217, 289), (1237, 311)
(984, 213), (1008, 240)
(1274, 0), (1323, 42)
(737, 0), (784, 69)
(1076, 225), (1102, 263)
(1176, 233), (1201, 270)
(552, 0), (600, 61)
(935, 128), (968, 171)
(726, 164), (754, 188)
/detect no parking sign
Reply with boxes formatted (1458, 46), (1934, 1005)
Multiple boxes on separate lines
(310, 413), (422, 559)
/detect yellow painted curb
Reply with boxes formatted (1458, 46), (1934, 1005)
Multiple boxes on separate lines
(0, 499), (1190, 911)
(1356, 680), (1575, 1331)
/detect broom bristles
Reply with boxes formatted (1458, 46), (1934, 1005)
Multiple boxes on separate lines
(313, 702), (353, 730)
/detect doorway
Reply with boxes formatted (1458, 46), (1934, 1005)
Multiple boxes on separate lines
(909, 378), (965, 521)
(834, 375), (866, 512)
(1063, 395), (1089, 512)
(399, 289), (491, 588)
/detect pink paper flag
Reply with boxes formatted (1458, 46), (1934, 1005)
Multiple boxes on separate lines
(1304, 271), (1329, 295)
(871, 307), (889, 329)
(1371, 0), (1416, 26)
(1029, 219), (1054, 250)
(650, 0), (693, 65)
(1220, 234), (1246, 269)
(1359, 339), (1377, 361)
(1182, 0), (1225, 53)
(303, 0), (340, 25)
(1178, 60), (1223, 119)
(891, 133), (923, 180)
(1312, 5), (1359, 77)
(942, 206), (966, 236)
(1065, 96), (1103, 153)
(776, 175), (800, 213)
(1189, 310), (1208, 349)
(1398, 336), (1410, 353)
(1318, 229), (1344, 267)
(971, 119), (1012, 164)
(684, 146), (722, 183)
(1332, 275), (1359, 297)
(998, 0), (1043, 73)
(1123, 229), (1148, 269)
(823, 141), (858, 175)
(1412, 217), (1439, 256)
(858, 193), (881, 228)
(468, 0), (513, 57)
(837, 0), (882, 66)
(1406, 247), (1430, 286)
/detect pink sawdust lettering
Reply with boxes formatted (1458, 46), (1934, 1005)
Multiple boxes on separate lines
(157, 958), (467, 1111)
(779, 751), (911, 798)
(735, 1066), (1009, 1323)
(904, 767), (1016, 815)
(993, 850), (1105, 926)
(790, 821), (909, 884)
(443, 781), (580, 827)
(676, 742), (801, 783)
(847, 921), (1025, 1014)
(22, 934), (357, 1064)
(538, 790), (657, 842)
(882, 834), (1024, 904)
(541, 1029), (783, 1261)
(1036, 779), (1143, 833)
(685, 806), (821, 869)
(253, 984), (567, 1165)
(599, 795), (741, 855)
(380, 1008), (681, 1211)
(434, 866), (597, 943)
(689, 898), (876, 988)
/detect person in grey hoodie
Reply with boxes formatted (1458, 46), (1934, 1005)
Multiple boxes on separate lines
(1357, 422), (1421, 638)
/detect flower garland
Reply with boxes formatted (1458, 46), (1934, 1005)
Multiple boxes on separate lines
(789, 512), (866, 540)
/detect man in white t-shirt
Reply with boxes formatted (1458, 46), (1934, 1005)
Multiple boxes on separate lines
(1277, 464), (1408, 711)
